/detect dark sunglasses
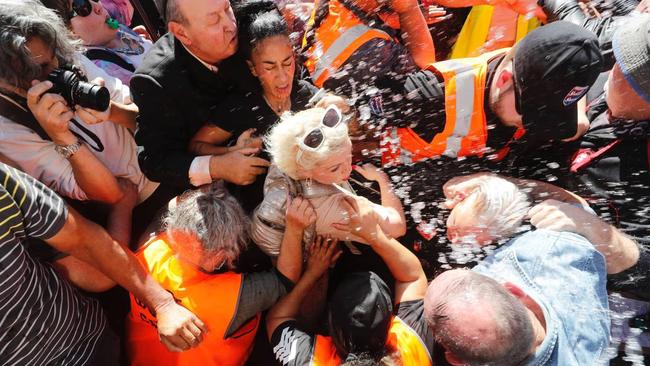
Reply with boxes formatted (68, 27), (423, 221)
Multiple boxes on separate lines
(299, 105), (346, 151)
(70, 0), (93, 18)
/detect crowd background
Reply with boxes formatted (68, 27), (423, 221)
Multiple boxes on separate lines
(0, 0), (649, 364)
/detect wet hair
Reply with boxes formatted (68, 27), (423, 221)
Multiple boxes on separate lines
(0, 0), (78, 89)
(265, 107), (350, 180)
(455, 176), (531, 240)
(234, 0), (288, 61)
(164, 186), (250, 270)
(425, 271), (535, 365)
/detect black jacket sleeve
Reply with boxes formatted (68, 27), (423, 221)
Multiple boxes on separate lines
(539, 0), (639, 69)
(131, 74), (196, 188)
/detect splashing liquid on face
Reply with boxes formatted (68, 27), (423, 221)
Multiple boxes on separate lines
(106, 17), (120, 30)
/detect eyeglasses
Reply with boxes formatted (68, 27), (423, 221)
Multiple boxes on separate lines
(298, 105), (346, 152)
(70, 0), (93, 18)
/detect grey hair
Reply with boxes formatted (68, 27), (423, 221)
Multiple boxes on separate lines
(265, 107), (350, 180)
(425, 271), (535, 365)
(470, 176), (530, 239)
(164, 186), (249, 270)
(0, 0), (79, 90)
(158, 0), (187, 24)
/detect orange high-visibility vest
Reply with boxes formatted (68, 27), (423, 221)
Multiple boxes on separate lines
(126, 235), (260, 366)
(450, 5), (541, 59)
(310, 316), (432, 366)
(303, 0), (394, 87)
(382, 49), (511, 165)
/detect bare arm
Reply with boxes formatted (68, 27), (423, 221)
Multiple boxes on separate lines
(266, 238), (340, 339)
(107, 101), (138, 132)
(333, 196), (427, 303)
(529, 199), (640, 274)
(27, 81), (123, 204)
(47, 205), (208, 352)
(432, 0), (546, 19)
(386, 0), (435, 67)
(188, 124), (234, 156)
(355, 164), (407, 238)
(276, 197), (317, 282)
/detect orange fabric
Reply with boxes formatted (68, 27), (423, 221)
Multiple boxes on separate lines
(126, 235), (260, 366)
(485, 6), (520, 52)
(383, 49), (509, 165)
(303, 0), (394, 87)
(310, 316), (432, 366)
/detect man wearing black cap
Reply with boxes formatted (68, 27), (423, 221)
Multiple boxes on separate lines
(361, 21), (604, 269)
(519, 14), (650, 300)
(267, 196), (433, 365)
(379, 20), (604, 165)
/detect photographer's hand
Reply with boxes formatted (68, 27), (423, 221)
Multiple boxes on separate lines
(27, 80), (76, 145)
(75, 78), (137, 132)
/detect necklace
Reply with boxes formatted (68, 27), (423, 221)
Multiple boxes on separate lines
(263, 94), (291, 115)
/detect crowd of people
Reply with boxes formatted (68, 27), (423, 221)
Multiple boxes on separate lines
(0, 0), (648, 364)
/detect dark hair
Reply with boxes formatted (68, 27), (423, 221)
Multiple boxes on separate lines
(234, 0), (289, 60)
(39, 0), (72, 26)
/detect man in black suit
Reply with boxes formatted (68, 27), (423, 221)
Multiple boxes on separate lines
(131, 0), (270, 197)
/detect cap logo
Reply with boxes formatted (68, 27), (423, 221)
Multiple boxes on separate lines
(563, 86), (589, 106)
(369, 95), (385, 117)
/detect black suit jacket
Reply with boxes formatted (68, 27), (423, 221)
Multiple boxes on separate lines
(131, 33), (254, 188)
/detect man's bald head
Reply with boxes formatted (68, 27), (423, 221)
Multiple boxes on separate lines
(424, 270), (535, 365)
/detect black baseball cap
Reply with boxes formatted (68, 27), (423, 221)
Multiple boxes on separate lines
(328, 272), (393, 357)
(513, 21), (603, 143)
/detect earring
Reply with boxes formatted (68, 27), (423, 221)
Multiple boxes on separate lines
(305, 177), (312, 188)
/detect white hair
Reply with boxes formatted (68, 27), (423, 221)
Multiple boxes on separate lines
(470, 176), (530, 239)
(164, 186), (249, 270)
(265, 107), (350, 180)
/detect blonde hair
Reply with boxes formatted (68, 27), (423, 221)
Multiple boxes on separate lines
(265, 107), (350, 180)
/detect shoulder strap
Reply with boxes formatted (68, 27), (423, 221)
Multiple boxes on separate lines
(85, 48), (136, 73)
(0, 93), (50, 140)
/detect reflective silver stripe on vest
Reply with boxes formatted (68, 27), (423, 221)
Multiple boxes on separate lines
(439, 61), (476, 158)
(311, 24), (390, 82)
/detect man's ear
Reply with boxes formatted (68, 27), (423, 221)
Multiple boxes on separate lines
(445, 350), (467, 366)
(496, 68), (513, 90)
(169, 21), (191, 46)
(503, 282), (526, 299)
(246, 60), (257, 77)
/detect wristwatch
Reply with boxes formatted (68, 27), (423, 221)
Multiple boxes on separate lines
(54, 139), (82, 159)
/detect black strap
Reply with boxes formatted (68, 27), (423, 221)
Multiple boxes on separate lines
(0, 92), (105, 152)
(0, 93), (50, 140)
(85, 48), (136, 73)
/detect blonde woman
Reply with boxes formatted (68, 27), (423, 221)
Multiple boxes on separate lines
(251, 106), (406, 258)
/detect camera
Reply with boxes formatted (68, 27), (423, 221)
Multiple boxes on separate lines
(48, 67), (110, 111)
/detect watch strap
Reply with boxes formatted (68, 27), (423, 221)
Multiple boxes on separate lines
(55, 139), (82, 159)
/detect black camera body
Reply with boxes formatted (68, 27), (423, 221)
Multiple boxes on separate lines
(48, 67), (110, 111)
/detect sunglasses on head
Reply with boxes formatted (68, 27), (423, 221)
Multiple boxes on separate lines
(70, 0), (94, 18)
(299, 105), (346, 152)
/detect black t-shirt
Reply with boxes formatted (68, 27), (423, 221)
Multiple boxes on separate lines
(210, 78), (319, 139)
(212, 78), (318, 213)
(269, 299), (437, 365)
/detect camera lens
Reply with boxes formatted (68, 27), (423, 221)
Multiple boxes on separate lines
(74, 81), (110, 111)
(48, 68), (110, 111)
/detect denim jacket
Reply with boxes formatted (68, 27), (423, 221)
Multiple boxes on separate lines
(473, 229), (610, 366)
